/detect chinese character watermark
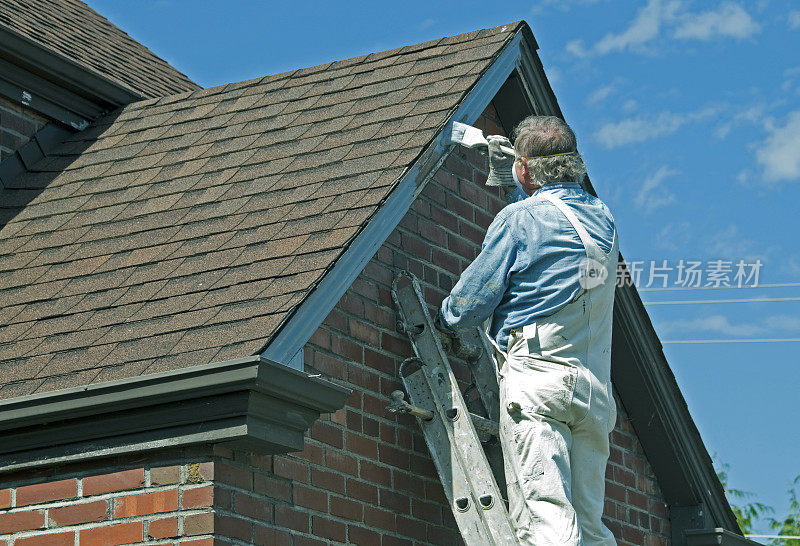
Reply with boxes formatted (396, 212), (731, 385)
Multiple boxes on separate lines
(616, 259), (763, 289)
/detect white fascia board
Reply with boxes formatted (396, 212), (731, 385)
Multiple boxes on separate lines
(262, 32), (524, 369)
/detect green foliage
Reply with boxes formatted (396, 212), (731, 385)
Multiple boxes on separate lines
(714, 458), (773, 535)
(767, 475), (800, 545)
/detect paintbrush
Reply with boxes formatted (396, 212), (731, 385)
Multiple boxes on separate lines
(449, 121), (515, 155)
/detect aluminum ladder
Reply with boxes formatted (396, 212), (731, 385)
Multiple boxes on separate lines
(387, 272), (518, 545)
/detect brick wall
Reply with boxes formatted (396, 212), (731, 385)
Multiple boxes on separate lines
(0, 453), (217, 545)
(0, 96), (48, 162)
(0, 104), (671, 545)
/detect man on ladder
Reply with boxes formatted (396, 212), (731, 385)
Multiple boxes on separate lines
(436, 115), (619, 545)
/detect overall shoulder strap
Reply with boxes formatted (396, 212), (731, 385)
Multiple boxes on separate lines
(539, 192), (609, 263)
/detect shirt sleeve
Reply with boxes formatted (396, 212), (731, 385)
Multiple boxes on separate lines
(439, 214), (519, 332)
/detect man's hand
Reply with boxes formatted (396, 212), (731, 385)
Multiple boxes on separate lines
(433, 309), (455, 352)
(486, 135), (516, 188)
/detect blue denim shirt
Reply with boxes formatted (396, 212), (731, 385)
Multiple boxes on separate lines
(440, 182), (616, 351)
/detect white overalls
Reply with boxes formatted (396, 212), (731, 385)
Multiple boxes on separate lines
(488, 193), (619, 545)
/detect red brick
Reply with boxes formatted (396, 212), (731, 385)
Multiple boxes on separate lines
(273, 456), (308, 483)
(184, 512), (214, 536)
(0, 489), (10, 509)
(274, 505), (308, 533)
(310, 420), (343, 449)
(233, 493), (271, 522)
(622, 525), (645, 544)
(148, 516), (178, 539)
(309, 351), (346, 378)
(83, 469), (144, 496)
(293, 536), (327, 546)
(379, 444), (410, 469)
(80, 521), (143, 546)
(331, 334), (363, 363)
(253, 474), (291, 502)
(0, 510), (45, 533)
(214, 463), (252, 490)
(294, 442), (324, 465)
(330, 495), (363, 521)
(346, 478), (378, 505)
(183, 485), (214, 509)
(311, 468), (345, 495)
(294, 485), (327, 512)
(15, 531), (74, 546)
(254, 525), (291, 546)
(17, 479), (76, 506)
(325, 450), (358, 477)
(360, 460), (391, 487)
(312, 515), (346, 542)
(349, 524), (381, 545)
(214, 487), (232, 511)
(113, 489), (178, 518)
(627, 489), (649, 510)
(396, 514), (427, 541)
(379, 488), (410, 514)
(364, 505), (395, 532)
(427, 524), (460, 545)
(216, 514), (252, 541)
(49, 500), (108, 526)
(150, 466), (181, 485)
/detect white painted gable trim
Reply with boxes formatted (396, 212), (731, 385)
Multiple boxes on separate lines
(262, 31), (525, 369)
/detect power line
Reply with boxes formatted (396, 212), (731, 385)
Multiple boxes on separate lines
(663, 338), (800, 344)
(643, 296), (800, 305)
(639, 282), (800, 292)
(746, 535), (800, 540)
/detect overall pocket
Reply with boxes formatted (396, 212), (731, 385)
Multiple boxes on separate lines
(510, 356), (578, 424)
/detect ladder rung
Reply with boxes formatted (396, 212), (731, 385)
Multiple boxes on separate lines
(386, 391), (499, 440)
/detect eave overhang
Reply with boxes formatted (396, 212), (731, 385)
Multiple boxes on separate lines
(0, 25), (144, 129)
(0, 356), (351, 473)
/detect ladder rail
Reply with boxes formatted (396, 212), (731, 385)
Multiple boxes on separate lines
(390, 272), (518, 546)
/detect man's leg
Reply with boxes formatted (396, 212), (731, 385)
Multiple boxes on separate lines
(498, 362), (581, 545)
(570, 379), (617, 545)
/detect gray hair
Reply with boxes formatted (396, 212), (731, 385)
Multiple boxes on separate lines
(512, 116), (586, 185)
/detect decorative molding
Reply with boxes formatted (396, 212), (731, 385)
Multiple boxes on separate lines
(0, 356), (351, 472)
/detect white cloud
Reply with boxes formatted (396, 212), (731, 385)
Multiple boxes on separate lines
(633, 166), (678, 212)
(764, 314), (800, 331)
(708, 224), (763, 261)
(657, 313), (800, 337)
(531, 0), (602, 15)
(567, 0), (760, 58)
(789, 10), (800, 30)
(673, 2), (760, 40)
(594, 0), (681, 55)
(622, 99), (639, 113)
(755, 109), (800, 182)
(587, 82), (617, 104)
(658, 315), (766, 336)
(715, 104), (766, 139)
(415, 18), (436, 31)
(594, 106), (719, 148)
(781, 66), (800, 95)
(654, 221), (692, 250)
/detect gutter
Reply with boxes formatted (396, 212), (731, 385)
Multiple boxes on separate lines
(0, 356), (351, 473)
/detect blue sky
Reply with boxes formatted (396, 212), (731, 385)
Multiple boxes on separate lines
(88, 0), (799, 538)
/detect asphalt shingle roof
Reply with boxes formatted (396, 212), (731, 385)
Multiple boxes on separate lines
(0, 0), (201, 98)
(0, 21), (523, 400)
